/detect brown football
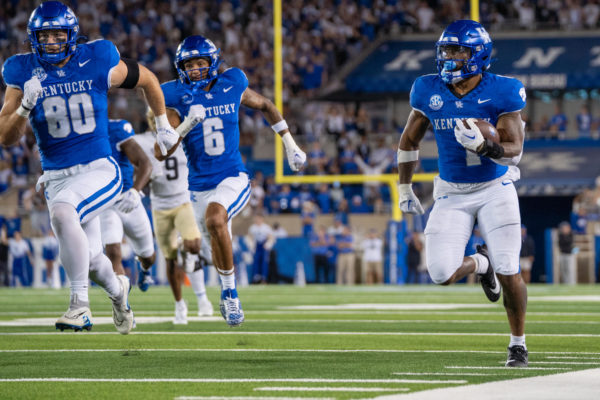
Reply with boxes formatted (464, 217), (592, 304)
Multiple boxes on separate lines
(462, 118), (501, 143)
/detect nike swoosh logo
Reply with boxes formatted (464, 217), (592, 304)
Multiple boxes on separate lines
(223, 86), (233, 92)
(490, 279), (501, 294)
(465, 134), (476, 139)
(501, 180), (512, 186)
(79, 59), (91, 67)
(478, 98), (491, 104)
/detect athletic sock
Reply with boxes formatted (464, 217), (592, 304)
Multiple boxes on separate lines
(190, 268), (208, 300)
(218, 267), (236, 290)
(69, 281), (89, 309)
(509, 334), (526, 349)
(470, 253), (489, 274)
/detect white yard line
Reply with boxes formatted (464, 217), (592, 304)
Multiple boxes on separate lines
(175, 397), (335, 400)
(545, 356), (600, 360)
(254, 387), (408, 392)
(374, 369), (600, 400)
(445, 366), (571, 370)
(393, 373), (498, 377)
(0, 378), (465, 384)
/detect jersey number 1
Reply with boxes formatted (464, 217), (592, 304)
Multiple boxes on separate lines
(42, 94), (96, 138)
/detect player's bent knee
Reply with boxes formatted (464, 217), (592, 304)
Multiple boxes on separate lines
(183, 240), (201, 255)
(427, 261), (455, 285)
(205, 214), (227, 234)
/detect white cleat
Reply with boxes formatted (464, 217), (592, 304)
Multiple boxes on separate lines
(174, 301), (188, 325)
(198, 297), (214, 317)
(55, 306), (93, 332)
(111, 275), (135, 335)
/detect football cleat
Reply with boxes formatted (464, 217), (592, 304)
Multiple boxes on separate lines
(219, 287), (244, 327)
(111, 275), (134, 335)
(476, 245), (501, 302)
(137, 265), (154, 292)
(174, 301), (188, 325)
(198, 297), (214, 317)
(55, 306), (93, 332)
(506, 345), (529, 367)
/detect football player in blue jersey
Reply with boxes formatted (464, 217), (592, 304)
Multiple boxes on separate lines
(99, 120), (155, 286)
(156, 35), (307, 327)
(397, 20), (529, 367)
(0, 1), (179, 334)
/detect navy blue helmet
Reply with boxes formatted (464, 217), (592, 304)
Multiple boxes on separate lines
(27, 1), (79, 64)
(174, 35), (222, 88)
(436, 20), (492, 84)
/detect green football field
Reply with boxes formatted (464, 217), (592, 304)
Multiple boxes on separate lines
(0, 283), (599, 399)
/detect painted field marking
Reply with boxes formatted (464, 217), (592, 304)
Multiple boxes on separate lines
(0, 378), (465, 384)
(175, 397), (335, 400)
(521, 361), (600, 365)
(445, 366), (571, 370)
(254, 387), (408, 392)
(545, 356), (600, 360)
(279, 304), (499, 310)
(392, 372), (503, 377)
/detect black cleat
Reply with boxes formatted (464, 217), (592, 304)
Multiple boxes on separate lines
(506, 345), (529, 367)
(476, 245), (501, 302)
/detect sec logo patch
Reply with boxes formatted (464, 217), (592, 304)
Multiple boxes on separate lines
(429, 94), (443, 110)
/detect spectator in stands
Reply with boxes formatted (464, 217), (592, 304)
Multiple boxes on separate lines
(558, 221), (577, 284)
(354, 154), (392, 205)
(335, 198), (350, 225)
(576, 105), (593, 138)
(8, 231), (32, 287)
(249, 178), (265, 214)
(310, 225), (331, 284)
(277, 184), (295, 214)
(0, 226), (8, 287)
(336, 225), (355, 285)
(301, 201), (316, 237)
(549, 105), (568, 140)
(520, 225), (536, 284)
(272, 222), (288, 239)
(4, 210), (20, 238)
(406, 231), (424, 284)
(326, 105), (345, 141)
(350, 194), (371, 213)
(361, 228), (384, 284)
(307, 142), (328, 175)
(330, 181), (345, 210)
(0, 159), (12, 194)
(315, 183), (332, 214)
(42, 229), (60, 289)
(248, 214), (274, 284)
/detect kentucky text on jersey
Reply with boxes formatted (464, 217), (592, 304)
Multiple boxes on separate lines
(432, 117), (492, 130)
(204, 103), (236, 118)
(39, 80), (94, 98)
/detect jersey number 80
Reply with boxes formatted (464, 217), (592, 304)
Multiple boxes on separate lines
(42, 94), (96, 138)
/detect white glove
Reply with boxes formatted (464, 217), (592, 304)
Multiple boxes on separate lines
(116, 188), (141, 213)
(177, 104), (206, 138)
(281, 132), (306, 172)
(20, 76), (44, 113)
(454, 118), (484, 153)
(398, 183), (424, 215)
(155, 114), (179, 156)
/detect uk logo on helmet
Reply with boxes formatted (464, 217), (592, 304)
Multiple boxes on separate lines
(429, 94), (443, 110)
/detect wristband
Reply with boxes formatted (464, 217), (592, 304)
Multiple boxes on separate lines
(271, 120), (289, 133)
(397, 149), (419, 163)
(477, 138), (505, 159)
(281, 132), (296, 149)
(16, 104), (31, 118)
(155, 113), (170, 129)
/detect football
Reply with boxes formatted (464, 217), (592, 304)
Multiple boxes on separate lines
(462, 118), (501, 143)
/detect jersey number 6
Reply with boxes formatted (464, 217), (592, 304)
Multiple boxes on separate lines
(202, 117), (225, 156)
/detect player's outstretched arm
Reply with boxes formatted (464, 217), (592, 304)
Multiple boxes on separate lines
(0, 87), (32, 146)
(241, 88), (306, 171)
(153, 109), (183, 161)
(397, 110), (430, 215)
(122, 139), (152, 192)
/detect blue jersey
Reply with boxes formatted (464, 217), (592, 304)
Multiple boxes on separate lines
(161, 68), (248, 191)
(2, 40), (120, 170)
(108, 119), (135, 192)
(410, 72), (526, 183)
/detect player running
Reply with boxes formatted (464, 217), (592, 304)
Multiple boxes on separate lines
(0, 1), (179, 334)
(156, 35), (307, 326)
(396, 20), (529, 367)
(99, 119), (155, 284)
(136, 110), (214, 324)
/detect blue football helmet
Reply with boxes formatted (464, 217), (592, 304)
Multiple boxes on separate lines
(436, 20), (492, 84)
(174, 35), (222, 88)
(27, 1), (79, 64)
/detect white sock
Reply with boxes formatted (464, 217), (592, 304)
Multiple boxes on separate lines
(185, 253), (199, 273)
(176, 299), (186, 308)
(509, 335), (526, 349)
(470, 253), (489, 274)
(190, 269), (207, 300)
(88, 253), (122, 299)
(218, 267), (236, 289)
(70, 280), (89, 308)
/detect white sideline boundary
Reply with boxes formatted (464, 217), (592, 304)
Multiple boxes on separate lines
(373, 369), (600, 400)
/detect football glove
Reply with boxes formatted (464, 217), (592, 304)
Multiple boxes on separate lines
(21, 76), (44, 113)
(281, 132), (306, 172)
(177, 104), (206, 138)
(155, 114), (179, 156)
(116, 188), (141, 213)
(398, 183), (424, 215)
(454, 118), (484, 153)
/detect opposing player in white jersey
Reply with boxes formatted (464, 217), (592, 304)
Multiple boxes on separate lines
(0, 1), (179, 333)
(136, 110), (214, 324)
(397, 20), (528, 367)
(99, 119), (154, 283)
(156, 35), (306, 326)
